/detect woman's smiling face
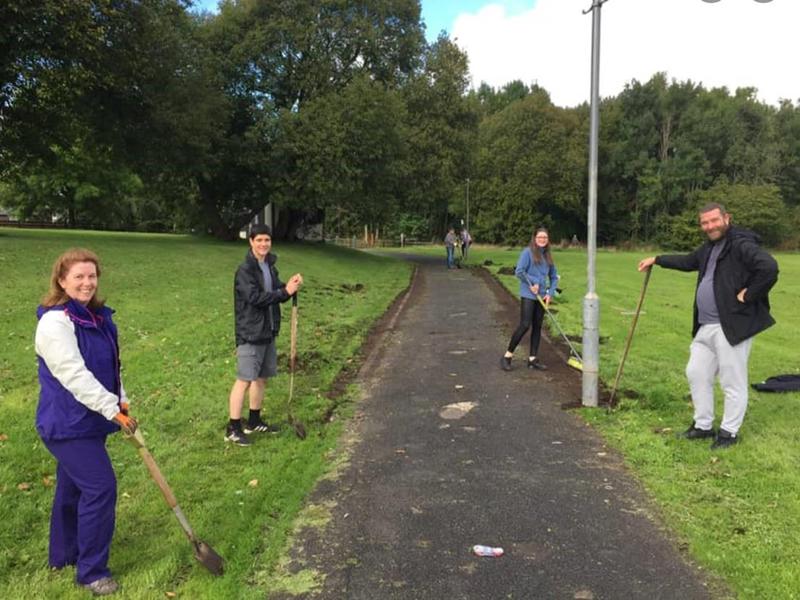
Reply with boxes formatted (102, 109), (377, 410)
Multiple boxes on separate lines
(59, 261), (98, 305)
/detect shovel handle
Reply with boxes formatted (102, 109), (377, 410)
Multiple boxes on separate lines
(138, 446), (179, 509)
(127, 432), (179, 508)
(609, 266), (652, 406)
(290, 293), (298, 371)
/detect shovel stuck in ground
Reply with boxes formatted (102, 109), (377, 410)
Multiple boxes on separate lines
(608, 266), (652, 407)
(287, 293), (307, 439)
(127, 429), (224, 576)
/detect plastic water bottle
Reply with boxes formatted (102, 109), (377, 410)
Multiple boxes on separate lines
(472, 545), (504, 557)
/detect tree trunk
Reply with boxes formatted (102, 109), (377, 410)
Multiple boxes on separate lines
(197, 181), (238, 240)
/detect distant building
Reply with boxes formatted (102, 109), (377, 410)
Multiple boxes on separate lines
(240, 203), (275, 239)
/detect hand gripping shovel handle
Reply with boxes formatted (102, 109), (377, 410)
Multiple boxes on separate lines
(608, 266), (652, 407)
(127, 429), (224, 575)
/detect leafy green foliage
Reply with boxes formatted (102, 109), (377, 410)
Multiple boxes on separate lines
(473, 88), (583, 244)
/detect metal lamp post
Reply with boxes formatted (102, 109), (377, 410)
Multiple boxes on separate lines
(581, 0), (607, 407)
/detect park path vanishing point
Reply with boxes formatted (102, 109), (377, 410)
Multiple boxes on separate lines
(273, 255), (716, 600)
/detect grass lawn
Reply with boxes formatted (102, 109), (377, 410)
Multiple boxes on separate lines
(0, 228), (411, 599)
(389, 243), (800, 599)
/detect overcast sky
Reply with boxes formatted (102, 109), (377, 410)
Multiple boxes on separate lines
(193, 0), (798, 108)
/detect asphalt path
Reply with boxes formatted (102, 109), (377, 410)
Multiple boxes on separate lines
(275, 255), (716, 600)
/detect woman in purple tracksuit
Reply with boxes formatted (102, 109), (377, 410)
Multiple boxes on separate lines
(35, 249), (138, 596)
(500, 228), (559, 371)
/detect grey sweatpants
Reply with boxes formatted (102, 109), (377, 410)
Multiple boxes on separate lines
(685, 324), (753, 435)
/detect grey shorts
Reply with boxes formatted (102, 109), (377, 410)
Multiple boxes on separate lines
(236, 341), (278, 381)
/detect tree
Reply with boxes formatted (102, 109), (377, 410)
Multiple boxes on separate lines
(400, 35), (478, 237)
(270, 76), (407, 236)
(473, 88), (583, 244)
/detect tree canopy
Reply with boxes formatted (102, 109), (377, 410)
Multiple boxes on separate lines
(2, 4), (799, 247)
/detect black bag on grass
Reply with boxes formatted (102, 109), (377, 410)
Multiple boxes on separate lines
(751, 374), (800, 393)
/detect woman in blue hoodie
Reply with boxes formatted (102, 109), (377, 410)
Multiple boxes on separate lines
(35, 249), (138, 596)
(500, 228), (559, 371)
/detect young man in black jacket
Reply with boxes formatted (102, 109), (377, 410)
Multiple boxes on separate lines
(226, 224), (303, 446)
(638, 203), (778, 449)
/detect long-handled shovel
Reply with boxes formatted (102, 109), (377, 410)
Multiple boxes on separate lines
(287, 293), (307, 439)
(523, 273), (583, 371)
(127, 429), (224, 576)
(608, 266), (652, 407)
(536, 295), (584, 371)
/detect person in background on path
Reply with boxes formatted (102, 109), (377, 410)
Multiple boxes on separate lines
(460, 228), (472, 261)
(226, 224), (303, 446)
(444, 227), (457, 269)
(501, 228), (559, 372)
(35, 248), (138, 596)
(638, 202), (778, 449)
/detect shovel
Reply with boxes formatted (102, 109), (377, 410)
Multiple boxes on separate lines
(287, 293), (307, 439)
(523, 273), (583, 370)
(608, 266), (652, 407)
(127, 429), (224, 576)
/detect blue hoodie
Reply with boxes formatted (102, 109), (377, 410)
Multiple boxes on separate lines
(35, 300), (122, 440)
(515, 247), (559, 300)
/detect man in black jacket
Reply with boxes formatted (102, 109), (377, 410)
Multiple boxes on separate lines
(638, 203), (778, 449)
(226, 224), (303, 446)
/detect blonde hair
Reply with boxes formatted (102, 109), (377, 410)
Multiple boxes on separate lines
(41, 248), (105, 309)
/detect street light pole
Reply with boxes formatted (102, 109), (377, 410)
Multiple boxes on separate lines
(581, 0), (607, 407)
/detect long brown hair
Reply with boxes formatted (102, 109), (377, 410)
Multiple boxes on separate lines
(528, 228), (553, 265)
(41, 248), (105, 309)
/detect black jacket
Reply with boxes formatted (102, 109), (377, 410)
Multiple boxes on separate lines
(234, 251), (290, 346)
(656, 226), (778, 345)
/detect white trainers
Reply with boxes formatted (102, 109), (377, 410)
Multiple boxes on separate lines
(83, 577), (119, 596)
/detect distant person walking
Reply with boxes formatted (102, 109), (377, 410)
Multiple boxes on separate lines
(226, 224), (303, 446)
(460, 228), (472, 261)
(444, 227), (457, 269)
(638, 203), (778, 449)
(501, 228), (559, 371)
(35, 248), (138, 596)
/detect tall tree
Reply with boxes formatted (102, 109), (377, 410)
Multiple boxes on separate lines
(401, 35), (478, 236)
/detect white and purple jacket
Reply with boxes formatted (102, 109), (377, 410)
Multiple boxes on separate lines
(35, 299), (127, 441)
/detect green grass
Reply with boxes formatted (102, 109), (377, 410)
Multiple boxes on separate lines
(393, 243), (800, 599)
(0, 229), (410, 599)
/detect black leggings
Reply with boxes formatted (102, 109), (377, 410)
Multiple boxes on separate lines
(507, 297), (545, 357)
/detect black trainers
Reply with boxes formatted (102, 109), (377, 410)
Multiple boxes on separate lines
(243, 418), (281, 434)
(679, 424), (716, 440)
(225, 425), (251, 446)
(711, 429), (738, 450)
(500, 356), (512, 371)
(528, 358), (547, 371)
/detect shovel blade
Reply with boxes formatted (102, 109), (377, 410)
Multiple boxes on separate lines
(293, 420), (307, 440)
(193, 540), (224, 576)
(567, 356), (583, 371)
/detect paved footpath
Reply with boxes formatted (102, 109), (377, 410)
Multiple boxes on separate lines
(275, 256), (716, 599)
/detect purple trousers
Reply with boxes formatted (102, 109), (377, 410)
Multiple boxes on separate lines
(43, 436), (117, 585)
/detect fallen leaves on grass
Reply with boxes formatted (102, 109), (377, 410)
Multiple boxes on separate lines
(17, 482), (31, 491)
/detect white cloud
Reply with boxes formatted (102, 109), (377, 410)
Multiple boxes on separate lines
(452, 0), (799, 108)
